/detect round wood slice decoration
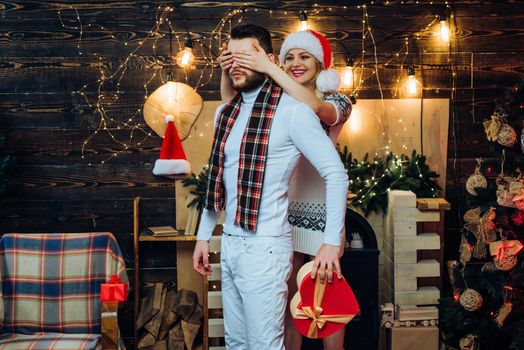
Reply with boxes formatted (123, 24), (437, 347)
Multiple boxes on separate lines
(143, 81), (203, 139)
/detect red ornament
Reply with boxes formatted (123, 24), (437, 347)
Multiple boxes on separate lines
(512, 210), (524, 226)
(101, 274), (128, 302)
(290, 261), (360, 339)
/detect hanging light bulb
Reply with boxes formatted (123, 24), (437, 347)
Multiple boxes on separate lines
(175, 37), (195, 69)
(439, 15), (450, 42)
(405, 65), (420, 96)
(341, 58), (354, 90)
(298, 11), (309, 31)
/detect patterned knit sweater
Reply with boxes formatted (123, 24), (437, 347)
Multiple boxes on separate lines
(288, 93), (352, 255)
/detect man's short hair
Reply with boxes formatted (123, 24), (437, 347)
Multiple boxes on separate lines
(230, 24), (273, 54)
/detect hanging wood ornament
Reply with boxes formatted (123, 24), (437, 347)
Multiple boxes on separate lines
(463, 207), (497, 258)
(483, 109), (517, 147)
(495, 285), (520, 327)
(459, 288), (483, 312)
(483, 110), (503, 141)
(497, 124), (517, 147)
(490, 240), (523, 271)
(495, 302), (513, 327)
(143, 81), (203, 139)
(495, 152), (524, 207)
(466, 159), (488, 196)
(497, 123), (517, 147)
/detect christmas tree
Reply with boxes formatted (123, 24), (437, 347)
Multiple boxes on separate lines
(440, 80), (524, 350)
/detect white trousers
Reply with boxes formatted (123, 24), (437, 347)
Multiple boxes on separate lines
(220, 233), (294, 350)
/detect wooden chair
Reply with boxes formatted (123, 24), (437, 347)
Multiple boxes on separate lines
(0, 232), (128, 350)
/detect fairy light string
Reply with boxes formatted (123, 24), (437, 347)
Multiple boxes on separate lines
(58, 2), (457, 170)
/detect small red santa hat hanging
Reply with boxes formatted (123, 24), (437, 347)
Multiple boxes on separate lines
(279, 29), (340, 93)
(152, 114), (191, 178)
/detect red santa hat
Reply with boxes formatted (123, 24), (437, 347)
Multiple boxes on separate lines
(279, 30), (340, 93)
(152, 115), (191, 177)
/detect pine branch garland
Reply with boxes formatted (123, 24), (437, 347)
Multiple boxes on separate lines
(340, 147), (441, 215)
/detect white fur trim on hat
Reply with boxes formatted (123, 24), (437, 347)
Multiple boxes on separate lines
(316, 69), (341, 93)
(279, 31), (324, 66)
(153, 159), (191, 177)
(165, 114), (174, 123)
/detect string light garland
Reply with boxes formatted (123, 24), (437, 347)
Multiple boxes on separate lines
(406, 65), (421, 96)
(298, 11), (309, 32)
(59, 2), (459, 165)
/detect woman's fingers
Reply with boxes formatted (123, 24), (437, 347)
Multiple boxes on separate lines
(252, 42), (266, 53)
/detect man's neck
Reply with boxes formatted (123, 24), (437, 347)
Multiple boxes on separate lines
(240, 81), (266, 104)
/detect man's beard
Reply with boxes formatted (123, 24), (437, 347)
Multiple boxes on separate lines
(229, 69), (266, 92)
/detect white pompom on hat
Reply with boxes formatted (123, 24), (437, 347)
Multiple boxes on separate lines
(279, 29), (340, 93)
(152, 114), (191, 178)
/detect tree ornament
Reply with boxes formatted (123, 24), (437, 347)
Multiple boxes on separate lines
(495, 151), (524, 207)
(512, 210), (524, 226)
(495, 285), (519, 327)
(483, 110), (503, 141)
(459, 234), (472, 264)
(497, 123), (517, 147)
(463, 207), (497, 258)
(513, 188), (524, 211)
(460, 289), (483, 312)
(466, 159), (488, 196)
(490, 239), (522, 271)
(459, 334), (479, 350)
(484, 108), (517, 147)
(495, 302), (513, 327)
(495, 253), (518, 271)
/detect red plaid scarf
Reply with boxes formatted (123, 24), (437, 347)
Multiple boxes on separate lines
(205, 79), (283, 231)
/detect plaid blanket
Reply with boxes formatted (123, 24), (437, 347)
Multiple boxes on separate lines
(0, 232), (128, 336)
(205, 78), (283, 231)
(0, 333), (101, 350)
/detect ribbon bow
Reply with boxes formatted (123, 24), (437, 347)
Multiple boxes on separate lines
(483, 115), (502, 141)
(300, 306), (327, 331)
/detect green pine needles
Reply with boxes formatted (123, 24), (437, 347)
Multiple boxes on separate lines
(339, 147), (441, 215)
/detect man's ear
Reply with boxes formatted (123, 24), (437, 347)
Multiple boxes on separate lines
(267, 53), (275, 63)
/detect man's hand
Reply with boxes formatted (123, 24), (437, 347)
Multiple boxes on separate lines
(311, 244), (342, 284)
(193, 240), (213, 276)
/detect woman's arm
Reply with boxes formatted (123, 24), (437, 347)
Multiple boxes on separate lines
(234, 43), (338, 124)
(219, 44), (237, 103)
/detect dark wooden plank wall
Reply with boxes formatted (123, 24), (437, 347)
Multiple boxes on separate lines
(1, 0), (523, 343)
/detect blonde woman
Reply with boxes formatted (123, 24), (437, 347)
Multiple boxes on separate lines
(220, 29), (352, 350)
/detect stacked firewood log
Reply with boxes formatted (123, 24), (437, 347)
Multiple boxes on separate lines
(137, 284), (202, 350)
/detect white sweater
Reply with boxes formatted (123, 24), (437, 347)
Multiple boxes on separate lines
(196, 84), (348, 246)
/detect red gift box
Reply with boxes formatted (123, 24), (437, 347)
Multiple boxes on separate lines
(290, 261), (360, 339)
(100, 274), (128, 302)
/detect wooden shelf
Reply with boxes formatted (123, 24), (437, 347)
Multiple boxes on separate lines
(139, 234), (197, 242)
(133, 196), (208, 350)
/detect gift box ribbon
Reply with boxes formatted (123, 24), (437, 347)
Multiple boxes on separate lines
(291, 276), (356, 338)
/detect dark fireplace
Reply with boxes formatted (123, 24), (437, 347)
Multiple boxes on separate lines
(302, 208), (380, 350)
